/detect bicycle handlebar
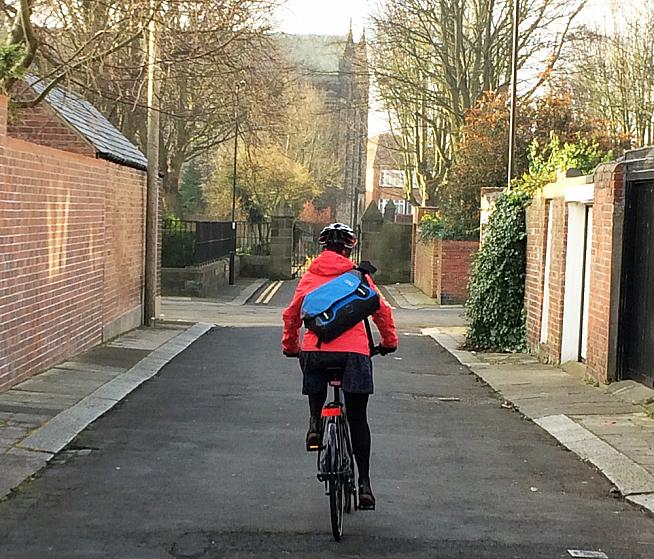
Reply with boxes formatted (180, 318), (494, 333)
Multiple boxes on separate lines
(284, 346), (395, 358)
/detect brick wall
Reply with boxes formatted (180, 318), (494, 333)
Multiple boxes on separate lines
(441, 240), (479, 304)
(543, 199), (568, 362)
(525, 166), (625, 380)
(586, 163), (624, 383)
(8, 102), (95, 157)
(0, 96), (146, 391)
(525, 196), (547, 349)
(525, 195), (568, 363)
(414, 237), (439, 298)
(413, 236), (478, 304)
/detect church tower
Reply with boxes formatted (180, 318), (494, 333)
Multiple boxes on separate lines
(336, 26), (369, 226)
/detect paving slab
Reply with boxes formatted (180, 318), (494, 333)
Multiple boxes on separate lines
(0, 450), (52, 497)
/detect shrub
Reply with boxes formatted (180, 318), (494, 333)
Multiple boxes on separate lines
(465, 189), (530, 351)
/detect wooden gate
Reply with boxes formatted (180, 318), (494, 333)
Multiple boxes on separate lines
(619, 180), (654, 387)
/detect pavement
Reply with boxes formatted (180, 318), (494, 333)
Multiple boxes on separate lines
(425, 325), (654, 516)
(1, 279), (654, 557)
(382, 283), (442, 309)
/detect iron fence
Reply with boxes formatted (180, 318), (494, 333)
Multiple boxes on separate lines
(162, 218), (234, 268)
(236, 221), (271, 255)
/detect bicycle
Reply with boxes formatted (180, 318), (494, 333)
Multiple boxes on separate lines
(312, 345), (384, 542)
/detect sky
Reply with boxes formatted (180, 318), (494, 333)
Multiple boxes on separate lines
(276, 0), (616, 136)
(276, 0), (371, 37)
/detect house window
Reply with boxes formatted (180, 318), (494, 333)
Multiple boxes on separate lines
(380, 170), (404, 188)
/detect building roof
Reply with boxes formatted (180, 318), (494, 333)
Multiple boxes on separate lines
(25, 75), (148, 171)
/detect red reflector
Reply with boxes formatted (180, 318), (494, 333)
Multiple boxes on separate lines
(322, 407), (341, 417)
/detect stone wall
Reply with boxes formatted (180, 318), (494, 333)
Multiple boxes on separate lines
(0, 96), (147, 391)
(161, 256), (238, 298)
(239, 255), (272, 278)
(359, 203), (412, 284)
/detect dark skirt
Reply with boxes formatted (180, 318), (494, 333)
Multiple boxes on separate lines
(299, 351), (373, 395)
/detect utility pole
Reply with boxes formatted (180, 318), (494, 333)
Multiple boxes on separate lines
(144, 1), (160, 326)
(507, 0), (520, 191)
(229, 80), (245, 285)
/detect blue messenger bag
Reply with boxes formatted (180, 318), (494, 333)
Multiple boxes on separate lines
(301, 262), (380, 345)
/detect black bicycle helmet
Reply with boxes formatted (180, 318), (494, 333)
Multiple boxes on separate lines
(319, 223), (357, 249)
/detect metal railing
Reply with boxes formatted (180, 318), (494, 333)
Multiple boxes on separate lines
(162, 218), (234, 268)
(236, 221), (271, 255)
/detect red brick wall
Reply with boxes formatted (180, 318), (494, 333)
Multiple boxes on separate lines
(103, 165), (147, 327)
(8, 102), (95, 157)
(525, 196), (548, 349)
(526, 166), (625, 378)
(413, 236), (478, 304)
(0, 96), (146, 391)
(525, 195), (568, 363)
(414, 237), (439, 298)
(586, 163), (624, 383)
(543, 199), (568, 362)
(440, 240), (479, 304)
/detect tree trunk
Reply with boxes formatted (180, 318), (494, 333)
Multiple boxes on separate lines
(162, 166), (183, 217)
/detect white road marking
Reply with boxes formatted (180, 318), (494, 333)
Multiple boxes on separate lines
(255, 281), (279, 304)
(262, 280), (283, 305)
(262, 281), (284, 305)
(567, 551), (608, 558)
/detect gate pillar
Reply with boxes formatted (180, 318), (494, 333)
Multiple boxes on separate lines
(269, 215), (294, 280)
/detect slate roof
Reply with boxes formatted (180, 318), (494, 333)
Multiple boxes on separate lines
(24, 75), (148, 171)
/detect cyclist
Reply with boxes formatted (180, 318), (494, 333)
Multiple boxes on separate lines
(282, 222), (398, 510)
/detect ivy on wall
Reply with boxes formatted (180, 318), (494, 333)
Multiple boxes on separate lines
(465, 134), (611, 352)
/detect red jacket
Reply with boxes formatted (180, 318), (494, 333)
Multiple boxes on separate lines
(282, 251), (398, 356)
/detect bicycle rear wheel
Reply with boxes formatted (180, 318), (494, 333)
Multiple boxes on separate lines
(326, 423), (344, 541)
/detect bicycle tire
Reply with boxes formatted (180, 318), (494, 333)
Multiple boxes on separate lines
(327, 422), (344, 541)
(340, 417), (355, 514)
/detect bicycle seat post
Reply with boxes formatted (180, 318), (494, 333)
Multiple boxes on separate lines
(326, 367), (343, 405)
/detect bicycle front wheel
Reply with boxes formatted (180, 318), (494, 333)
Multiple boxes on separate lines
(327, 423), (344, 541)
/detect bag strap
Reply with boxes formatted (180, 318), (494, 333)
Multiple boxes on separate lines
(364, 316), (375, 354)
(357, 260), (377, 353)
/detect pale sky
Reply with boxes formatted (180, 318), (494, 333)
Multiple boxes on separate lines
(275, 0), (616, 136)
(276, 0), (371, 37)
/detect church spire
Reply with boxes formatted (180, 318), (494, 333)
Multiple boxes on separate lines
(346, 19), (354, 45)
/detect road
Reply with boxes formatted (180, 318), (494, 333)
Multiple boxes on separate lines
(1, 283), (653, 558)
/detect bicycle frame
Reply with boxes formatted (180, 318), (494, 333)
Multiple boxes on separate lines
(317, 377), (357, 540)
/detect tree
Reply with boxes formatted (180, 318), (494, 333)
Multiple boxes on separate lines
(5, 1), (286, 213)
(440, 86), (627, 236)
(298, 200), (332, 224)
(205, 143), (320, 222)
(179, 159), (207, 219)
(369, 0), (588, 206)
(563, 1), (654, 147)
(1, 0), (155, 97)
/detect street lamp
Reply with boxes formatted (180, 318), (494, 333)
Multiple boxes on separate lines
(507, 0), (520, 191)
(229, 80), (246, 285)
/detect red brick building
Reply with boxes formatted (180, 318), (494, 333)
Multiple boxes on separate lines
(0, 80), (149, 391)
(365, 133), (420, 222)
(525, 149), (654, 387)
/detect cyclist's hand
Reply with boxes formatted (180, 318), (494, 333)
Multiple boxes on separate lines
(378, 346), (397, 356)
(283, 350), (300, 358)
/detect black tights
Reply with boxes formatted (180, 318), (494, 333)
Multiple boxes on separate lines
(308, 390), (371, 482)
